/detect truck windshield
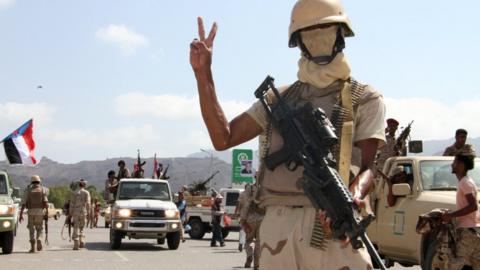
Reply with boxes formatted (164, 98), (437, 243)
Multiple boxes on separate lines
(0, 174), (7, 194)
(420, 160), (480, 190)
(118, 182), (170, 201)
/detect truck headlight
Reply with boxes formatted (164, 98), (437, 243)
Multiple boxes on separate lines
(0, 205), (14, 215)
(117, 209), (131, 218)
(165, 209), (179, 218)
(3, 221), (11, 228)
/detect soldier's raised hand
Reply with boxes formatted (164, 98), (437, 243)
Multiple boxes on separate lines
(190, 17), (217, 72)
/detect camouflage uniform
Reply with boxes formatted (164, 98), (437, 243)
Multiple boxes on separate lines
(376, 135), (397, 172)
(22, 183), (48, 252)
(238, 185), (265, 269)
(247, 80), (385, 269)
(443, 144), (476, 157)
(69, 187), (91, 249)
(447, 228), (480, 269)
(117, 167), (130, 180)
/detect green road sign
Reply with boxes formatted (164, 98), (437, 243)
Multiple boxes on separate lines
(232, 149), (253, 184)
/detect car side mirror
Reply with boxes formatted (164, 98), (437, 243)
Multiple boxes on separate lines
(392, 183), (411, 196)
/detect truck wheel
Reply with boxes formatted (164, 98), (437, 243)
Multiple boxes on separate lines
(423, 239), (442, 270)
(167, 231), (180, 250)
(188, 219), (206, 240)
(221, 228), (229, 239)
(105, 221), (110, 228)
(54, 213), (59, 220)
(109, 229), (122, 250)
(1, 231), (14, 254)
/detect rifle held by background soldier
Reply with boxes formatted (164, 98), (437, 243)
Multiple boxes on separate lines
(394, 121), (413, 156)
(159, 164), (170, 180)
(44, 208), (49, 245)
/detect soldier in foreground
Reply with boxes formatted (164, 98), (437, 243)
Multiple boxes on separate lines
(443, 129), (476, 157)
(238, 184), (264, 269)
(19, 175), (49, 253)
(442, 154), (480, 269)
(69, 179), (91, 250)
(189, 0), (385, 268)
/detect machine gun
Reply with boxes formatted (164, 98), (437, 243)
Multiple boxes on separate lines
(254, 76), (386, 269)
(190, 170), (220, 195)
(394, 121), (413, 156)
(44, 209), (49, 246)
(133, 149), (146, 178)
(159, 164), (170, 180)
(61, 215), (73, 241)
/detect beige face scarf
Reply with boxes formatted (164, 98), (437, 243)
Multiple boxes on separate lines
(297, 26), (351, 89)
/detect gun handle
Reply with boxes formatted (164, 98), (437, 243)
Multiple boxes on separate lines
(264, 148), (293, 171)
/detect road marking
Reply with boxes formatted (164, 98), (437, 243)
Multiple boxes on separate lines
(115, 251), (130, 262)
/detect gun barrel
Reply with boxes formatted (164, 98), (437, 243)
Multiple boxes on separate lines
(361, 233), (386, 270)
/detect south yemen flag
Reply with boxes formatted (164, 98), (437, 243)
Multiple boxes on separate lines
(1, 119), (37, 165)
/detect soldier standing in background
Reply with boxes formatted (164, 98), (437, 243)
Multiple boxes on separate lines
(117, 160), (131, 180)
(93, 199), (100, 228)
(104, 170), (118, 203)
(19, 175), (49, 253)
(69, 179), (91, 250)
(376, 118), (400, 172)
(238, 184), (264, 270)
(443, 129), (476, 157)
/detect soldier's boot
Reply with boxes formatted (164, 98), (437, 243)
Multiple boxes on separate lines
(29, 240), (35, 253)
(244, 256), (253, 268)
(73, 240), (79, 250)
(79, 242), (85, 248)
(36, 240), (43, 251)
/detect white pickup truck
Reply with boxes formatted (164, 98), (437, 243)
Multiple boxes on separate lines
(367, 156), (480, 269)
(186, 188), (243, 240)
(109, 178), (182, 250)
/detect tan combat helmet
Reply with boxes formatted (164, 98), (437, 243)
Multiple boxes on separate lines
(31, 175), (41, 184)
(288, 0), (354, 48)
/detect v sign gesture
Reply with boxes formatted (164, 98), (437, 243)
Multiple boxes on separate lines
(189, 16), (262, 152)
(190, 17), (218, 72)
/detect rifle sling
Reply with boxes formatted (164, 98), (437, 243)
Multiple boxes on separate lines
(338, 82), (354, 186)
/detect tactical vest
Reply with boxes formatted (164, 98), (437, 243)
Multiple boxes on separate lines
(257, 78), (379, 205)
(27, 185), (46, 209)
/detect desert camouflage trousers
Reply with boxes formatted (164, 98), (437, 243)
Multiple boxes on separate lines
(259, 206), (373, 270)
(447, 228), (480, 270)
(245, 218), (262, 268)
(27, 214), (44, 242)
(72, 214), (86, 243)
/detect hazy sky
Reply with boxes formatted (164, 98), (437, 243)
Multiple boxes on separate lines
(1, 0), (479, 163)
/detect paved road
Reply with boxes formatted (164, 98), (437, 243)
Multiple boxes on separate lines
(2, 216), (419, 270)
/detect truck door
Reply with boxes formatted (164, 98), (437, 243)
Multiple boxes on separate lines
(376, 162), (418, 259)
(223, 191), (240, 216)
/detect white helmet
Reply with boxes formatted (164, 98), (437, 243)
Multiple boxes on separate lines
(289, 0), (354, 48)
